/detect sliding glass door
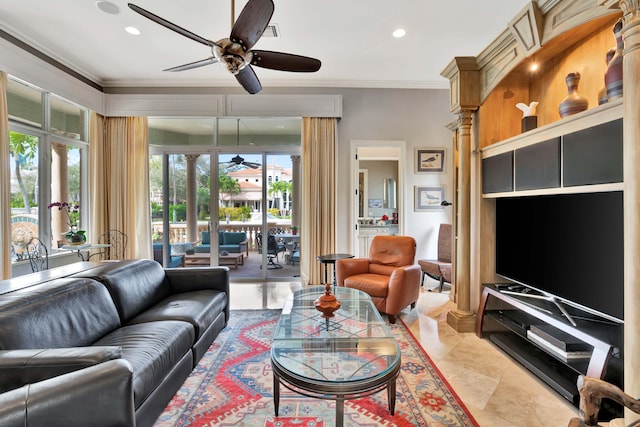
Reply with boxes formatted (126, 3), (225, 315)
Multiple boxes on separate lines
(148, 117), (301, 281)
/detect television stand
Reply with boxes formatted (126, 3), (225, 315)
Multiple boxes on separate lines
(477, 284), (623, 418)
(500, 290), (578, 327)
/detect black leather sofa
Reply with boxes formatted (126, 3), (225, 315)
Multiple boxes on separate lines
(0, 259), (229, 427)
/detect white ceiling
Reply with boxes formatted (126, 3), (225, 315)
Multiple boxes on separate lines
(0, 0), (530, 91)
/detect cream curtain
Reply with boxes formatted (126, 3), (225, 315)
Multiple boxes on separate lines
(300, 117), (337, 285)
(89, 114), (151, 259)
(0, 72), (11, 279)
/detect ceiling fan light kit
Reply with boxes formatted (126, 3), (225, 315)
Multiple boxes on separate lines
(128, 0), (321, 94)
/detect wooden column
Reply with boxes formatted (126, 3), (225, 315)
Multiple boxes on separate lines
(620, 0), (640, 421)
(185, 154), (199, 244)
(446, 109), (476, 331)
(441, 57), (480, 332)
(445, 119), (459, 303)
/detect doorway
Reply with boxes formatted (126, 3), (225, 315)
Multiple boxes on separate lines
(350, 141), (405, 257)
(148, 117), (301, 281)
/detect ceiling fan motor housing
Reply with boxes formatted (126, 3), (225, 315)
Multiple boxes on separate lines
(213, 38), (252, 74)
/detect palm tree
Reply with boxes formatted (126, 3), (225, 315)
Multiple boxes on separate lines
(9, 131), (38, 214)
(268, 180), (292, 212)
(219, 171), (240, 207)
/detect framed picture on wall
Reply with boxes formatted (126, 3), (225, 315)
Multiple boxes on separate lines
(414, 186), (445, 211)
(368, 198), (383, 208)
(415, 148), (446, 173)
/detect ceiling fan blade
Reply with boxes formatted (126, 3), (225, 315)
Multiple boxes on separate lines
(235, 66), (262, 94)
(230, 0), (274, 50)
(243, 162), (261, 169)
(128, 3), (218, 47)
(164, 57), (219, 72)
(251, 50), (321, 72)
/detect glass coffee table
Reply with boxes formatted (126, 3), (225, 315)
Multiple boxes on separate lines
(271, 286), (400, 427)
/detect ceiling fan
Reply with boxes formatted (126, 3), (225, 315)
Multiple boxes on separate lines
(220, 119), (261, 170)
(128, 0), (321, 94)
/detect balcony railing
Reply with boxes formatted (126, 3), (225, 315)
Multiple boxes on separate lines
(152, 220), (294, 250)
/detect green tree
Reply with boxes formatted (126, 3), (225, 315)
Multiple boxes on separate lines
(219, 171), (240, 207)
(268, 180), (292, 211)
(197, 186), (210, 219)
(9, 131), (38, 214)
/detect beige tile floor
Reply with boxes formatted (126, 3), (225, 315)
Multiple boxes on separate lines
(229, 279), (580, 426)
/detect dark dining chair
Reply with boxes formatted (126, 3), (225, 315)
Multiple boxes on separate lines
(418, 223), (453, 292)
(257, 233), (286, 269)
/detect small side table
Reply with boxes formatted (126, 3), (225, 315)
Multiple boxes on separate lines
(316, 253), (354, 290)
(60, 243), (110, 261)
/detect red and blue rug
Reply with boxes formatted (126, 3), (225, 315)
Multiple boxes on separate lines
(154, 310), (479, 427)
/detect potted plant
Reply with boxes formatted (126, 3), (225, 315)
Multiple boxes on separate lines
(291, 225), (298, 236)
(48, 201), (86, 245)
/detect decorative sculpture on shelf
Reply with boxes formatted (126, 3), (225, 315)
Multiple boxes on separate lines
(598, 48), (616, 105)
(516, 101), (539, 132)
(559, 72), (588, 118)
(605, 19), (624, 101)
(314, 282), (341, 320)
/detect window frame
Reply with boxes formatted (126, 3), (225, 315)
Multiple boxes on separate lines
(7, 77), (90, 261)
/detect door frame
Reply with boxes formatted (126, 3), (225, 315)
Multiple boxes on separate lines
(350, 140), (406, 257)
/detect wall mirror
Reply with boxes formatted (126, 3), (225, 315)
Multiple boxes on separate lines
(383, 178), (396, 209)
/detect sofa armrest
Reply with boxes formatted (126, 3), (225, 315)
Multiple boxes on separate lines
(239, 238), (249, 256)
(165, 267), (230, 295)
(0, 346), (122, 393)
(336, 258), (370, 286)
(386, 264), (422, 313)
(0, 359), (134, 427)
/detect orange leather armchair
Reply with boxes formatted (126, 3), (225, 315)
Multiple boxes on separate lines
(336, 235), (421, 323)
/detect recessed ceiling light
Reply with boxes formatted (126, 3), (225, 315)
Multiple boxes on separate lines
(393, 29), (406, 38)
(126, 26), (141, 36)
(95, 1), (120, 15)
(530, 62), (539, 72)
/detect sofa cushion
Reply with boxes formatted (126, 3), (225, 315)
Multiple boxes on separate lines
(127, 290), (227, 341)
(223, 232), (246, 245)
(93, 320), (194, 408)
(0, 278), (120, 350)
(344, 274), (390, 298)
(76, 259), (171, 324)
(201, 231), (211, 245)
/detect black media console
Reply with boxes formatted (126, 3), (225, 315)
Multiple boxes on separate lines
(477, 283), (623, 418)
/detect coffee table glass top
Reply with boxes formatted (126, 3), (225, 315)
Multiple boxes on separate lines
(272, 286), (399, 385)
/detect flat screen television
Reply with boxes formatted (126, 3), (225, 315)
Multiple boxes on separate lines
(495, 191), (624, 322)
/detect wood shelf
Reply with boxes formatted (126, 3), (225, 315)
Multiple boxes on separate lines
(478, 13), (621, 148)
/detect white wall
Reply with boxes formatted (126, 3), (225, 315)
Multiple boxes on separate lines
(334, 88), (454, 259)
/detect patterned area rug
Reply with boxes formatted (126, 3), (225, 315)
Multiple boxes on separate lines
(154, 310), (479, 427)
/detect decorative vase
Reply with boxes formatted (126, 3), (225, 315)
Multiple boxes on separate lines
(598, 48), (616, 105)
(314, 282), (341, 319)
(605, 19), (624, 101)
(558, 72), (588, 118)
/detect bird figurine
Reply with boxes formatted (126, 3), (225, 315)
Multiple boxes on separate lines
(516, 101), (539, 118)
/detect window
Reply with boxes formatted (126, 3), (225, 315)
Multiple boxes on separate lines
(50, 142), (83, 248)
(50, 95), (85, 140)
(7, 78), (42, 128)
(9, 130), (40, 261)
(7, 76), (89, 261)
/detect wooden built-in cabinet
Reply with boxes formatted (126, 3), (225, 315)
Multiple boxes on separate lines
(441, 0), (640, 417)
